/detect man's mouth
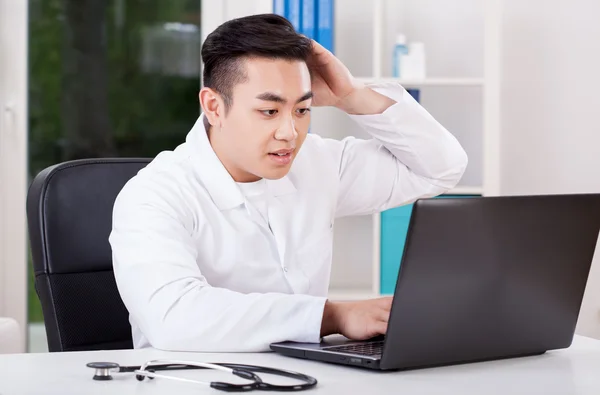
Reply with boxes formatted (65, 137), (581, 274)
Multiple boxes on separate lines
(268, 149), (294, 165)
(268, 149), (294, 156)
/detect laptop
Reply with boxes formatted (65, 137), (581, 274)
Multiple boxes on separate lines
(270, 194), (600, 370)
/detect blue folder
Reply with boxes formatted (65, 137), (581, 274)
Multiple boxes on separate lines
(315, 0), (334, 52)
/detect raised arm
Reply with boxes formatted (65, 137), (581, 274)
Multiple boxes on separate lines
(331, 82), (468, 217)
(306, 40), (467, 217)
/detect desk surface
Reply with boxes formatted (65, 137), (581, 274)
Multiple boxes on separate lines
(2, 335), (600, 394)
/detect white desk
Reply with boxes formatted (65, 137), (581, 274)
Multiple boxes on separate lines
(2, 335), (600, 394)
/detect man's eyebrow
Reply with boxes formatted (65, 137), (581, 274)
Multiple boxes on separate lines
(296, 91), (313, 103)
(255, 91), (314, 104)
(256, 92), (286, 103)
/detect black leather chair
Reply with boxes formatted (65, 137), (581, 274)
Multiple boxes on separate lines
(27, 158), (152, 352)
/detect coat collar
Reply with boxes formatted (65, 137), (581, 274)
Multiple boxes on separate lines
(186, 114), (297, 211)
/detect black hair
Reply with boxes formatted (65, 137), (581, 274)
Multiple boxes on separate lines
(201, 13), (313, 111)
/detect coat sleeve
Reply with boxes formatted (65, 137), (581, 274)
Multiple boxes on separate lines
(109, 173), (326, 352)
(320, 82), (469, 218)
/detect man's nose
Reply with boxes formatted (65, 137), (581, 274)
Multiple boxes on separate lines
(274, 115), (297, 141)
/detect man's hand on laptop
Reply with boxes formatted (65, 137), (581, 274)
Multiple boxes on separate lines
(320, 297), (393, 340)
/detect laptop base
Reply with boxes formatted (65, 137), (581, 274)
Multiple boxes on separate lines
(270, 341), (383, 370)
(271, 340), (547, 371)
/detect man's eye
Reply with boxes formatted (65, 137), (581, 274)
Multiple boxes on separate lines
(296, 108), (311, 115)
(261, 109), (278, 116)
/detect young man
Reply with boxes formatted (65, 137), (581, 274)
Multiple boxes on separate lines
(109, 14), (468, 352)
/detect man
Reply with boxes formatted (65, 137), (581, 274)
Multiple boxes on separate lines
(109, 14), (468, 352)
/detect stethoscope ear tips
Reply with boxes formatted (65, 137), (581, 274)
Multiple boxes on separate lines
(87, 362), (120, 381)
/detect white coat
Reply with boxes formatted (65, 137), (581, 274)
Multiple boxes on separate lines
(109, 82), (469, 352)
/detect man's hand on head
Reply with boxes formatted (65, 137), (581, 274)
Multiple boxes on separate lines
(320, 297), (393, 340)
(306, 39), (360, 108)
(307, 40), (396, 116)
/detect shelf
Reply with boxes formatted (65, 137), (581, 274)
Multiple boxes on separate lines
(445, 186), (484, 195)
(356, 77), (485, 88)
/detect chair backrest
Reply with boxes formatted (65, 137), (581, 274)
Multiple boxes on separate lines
(26, 158), (152, 352)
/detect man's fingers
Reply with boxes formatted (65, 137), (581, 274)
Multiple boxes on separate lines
(310, 38), (329, 55)
(307, 39), (334, 67)
(376, 296), (393, 311)
(374, 320), (388, 335)
(376, 308), (390, 323)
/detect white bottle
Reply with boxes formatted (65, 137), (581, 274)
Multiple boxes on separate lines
(401, 42), (427, 80)
(392, 34), (408, 78)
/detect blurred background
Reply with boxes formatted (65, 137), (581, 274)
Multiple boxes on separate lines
(0, 0), (599, 353)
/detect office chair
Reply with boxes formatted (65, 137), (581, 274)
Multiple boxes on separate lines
(26, 158), (152, 352)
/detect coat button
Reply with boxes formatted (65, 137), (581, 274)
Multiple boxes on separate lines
(283, 267), (288, 273)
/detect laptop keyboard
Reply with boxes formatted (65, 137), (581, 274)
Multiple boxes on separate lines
(324, 341), (384, 358)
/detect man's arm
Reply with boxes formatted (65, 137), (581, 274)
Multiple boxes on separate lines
(331, 82), (468, 217)
(336, 84), (397, 116)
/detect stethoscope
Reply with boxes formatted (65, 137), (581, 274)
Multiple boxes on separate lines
(87, 359), (317, 392)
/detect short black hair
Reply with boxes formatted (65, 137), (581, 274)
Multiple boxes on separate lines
(201, 14), (313, 111)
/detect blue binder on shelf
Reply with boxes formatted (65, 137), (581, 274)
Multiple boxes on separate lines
(288, 0), (301, 31)
(274, 1), (334, 53)
(273, 0), (286, 16)
(301, 0), (316, 39)
(315, 0), (334, 53)
(273, 0), (301, 32)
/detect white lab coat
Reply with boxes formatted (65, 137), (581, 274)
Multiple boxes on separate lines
(109, 82), (468, 352)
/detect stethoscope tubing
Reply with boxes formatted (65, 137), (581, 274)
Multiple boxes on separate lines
(89, 360), (317, 392)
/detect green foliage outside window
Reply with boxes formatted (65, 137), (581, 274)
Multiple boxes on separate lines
(28, 0), (202, 322)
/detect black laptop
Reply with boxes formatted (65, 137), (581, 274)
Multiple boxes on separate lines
(270, 194), (600, 370)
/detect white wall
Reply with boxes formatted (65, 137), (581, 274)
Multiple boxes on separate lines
(501, 0), (600, 338)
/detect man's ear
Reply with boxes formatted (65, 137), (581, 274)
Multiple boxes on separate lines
(199, 87), (225, 127)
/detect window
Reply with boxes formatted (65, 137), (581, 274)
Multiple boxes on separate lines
(27, 0), (202, 348)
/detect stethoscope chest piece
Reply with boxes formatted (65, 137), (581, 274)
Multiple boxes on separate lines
(86, 362), (120, 381)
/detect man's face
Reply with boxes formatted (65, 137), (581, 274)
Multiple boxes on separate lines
(210, 57), (312, 182)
